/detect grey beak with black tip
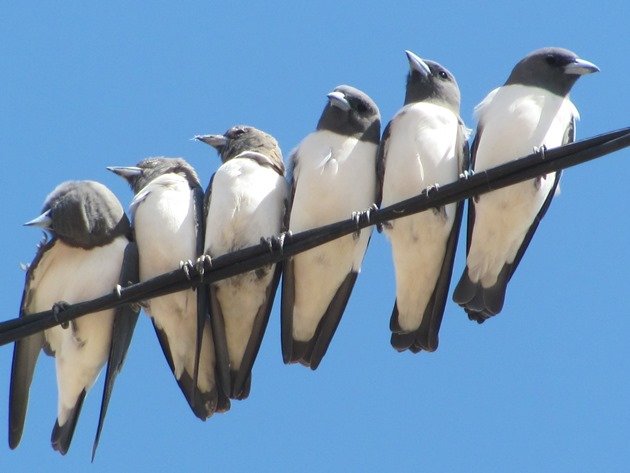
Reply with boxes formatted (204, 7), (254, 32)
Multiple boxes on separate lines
(106, 166), (143, 179)
(195, 134), (228, 149)
(405, 50), (431, 77)
(327, 91), (351, 111)
(564, 58), (600, 75)
(24, 210), (52, 229)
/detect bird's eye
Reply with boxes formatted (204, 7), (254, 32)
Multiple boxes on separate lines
(438, 71), (448, 79)
(232, 128), (245, 137)
(356, 101), (368, 114)
(545, 55), (559, 66)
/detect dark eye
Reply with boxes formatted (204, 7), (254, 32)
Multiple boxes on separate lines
(231, 127), (246, 137)
(545, 55), (559, 66)
(356, 101), (368, 114)
(438, 70), (448, 79)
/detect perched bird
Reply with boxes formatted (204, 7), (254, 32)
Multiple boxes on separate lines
(9, 181), (138, 455)
(282, 85), (381, 369)
(378, 51), (469, 353)
(196, 125), (286, 399)
(453, 47), (599, 321)
(108, 157), (229, 417)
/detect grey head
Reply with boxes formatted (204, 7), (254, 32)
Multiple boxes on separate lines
(107, 157), (201, 194)
(505, 47), (599, 96)
(404, 50), (461, 114)
(24, 180), (130, 249)
(195, 125), (285, 175)
(317, 85), (381, 145)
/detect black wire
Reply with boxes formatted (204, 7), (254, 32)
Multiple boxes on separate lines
(1, 127), (628, 346)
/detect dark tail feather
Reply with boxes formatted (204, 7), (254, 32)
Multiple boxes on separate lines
(453, 266), (510, 323)
(51, 389), (86, 455)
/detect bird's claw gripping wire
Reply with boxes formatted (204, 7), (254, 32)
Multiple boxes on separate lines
(459, 169), (474, 180)
(423, 183), (447, 219)
(179, 260), (195, 280)
(260, 231), (291, 257)
(195, 255), (213, 282)
(352, 203), (378, 239)
(52, 301), (70, 329)
(534, 144), (548, 159)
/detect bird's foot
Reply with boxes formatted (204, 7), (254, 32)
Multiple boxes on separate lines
(351, 203), (378, 239)
(180, 260), (195, 280)
(52, 301), (70, 329)
(260, 231), (291, 256)
(424, 183), (446, 218)
(459, 169), (475, 180)
(195, 255), (213, 281)
(534, 144), (547, 159)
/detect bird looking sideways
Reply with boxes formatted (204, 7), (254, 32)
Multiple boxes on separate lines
(196, 125), (287, 399)
(108, 158), (230, 418)
(453, 47), (599, 322)
(9, 181), (139, 457)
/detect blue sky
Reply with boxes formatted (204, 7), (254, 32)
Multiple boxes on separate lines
(1, 2), (628, 471)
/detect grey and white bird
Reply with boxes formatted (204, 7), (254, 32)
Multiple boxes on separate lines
(9, 181), (138, 455)
(378, 51), (469, 353)
(282, 85), (380, 369)
(453, 47), (599, 321)
(108, 157), (229, 417)
(196, 125), (286, 399)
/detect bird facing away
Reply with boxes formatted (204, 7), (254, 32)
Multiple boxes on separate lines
(9, 180), (137, 455)
(196, 125), (286, 399)
(282, 85), (381, 369)
(452, 47), (599, 321)
(108, 157), (230, 417)
(378, 50), (469, 353)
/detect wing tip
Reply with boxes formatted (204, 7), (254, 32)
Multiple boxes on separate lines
(50, 389), (87, 455)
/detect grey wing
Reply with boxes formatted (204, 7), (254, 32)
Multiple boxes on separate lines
(8, 238), (51, 449)
(92, 240), (140, 461)
(375, 121), (392, 211)
(201, 178), (231, 402)
(231, 263), (282, 399)
(280, 149), (298, 363)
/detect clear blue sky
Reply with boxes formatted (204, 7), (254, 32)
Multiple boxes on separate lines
(1, 2), (628, 471)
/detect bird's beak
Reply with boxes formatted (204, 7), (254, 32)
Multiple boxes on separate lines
(405, 50), (431, 77)
(24, 209), (52, 229)
(564, 58), (600, 75)
(195, 134), (227, 149)
(327, 91), (351, 111)
(106, 166), (143, 179)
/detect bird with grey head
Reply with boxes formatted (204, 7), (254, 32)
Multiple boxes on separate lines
(9, 180), (139, 457)
(195, 125), (286, 399)
(108, 157), (230, 418)
(453, 47), (599, 321)
(377, 50), (469, 354)
(281, 85), (381, 369)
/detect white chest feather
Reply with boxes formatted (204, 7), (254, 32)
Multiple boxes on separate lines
(205, 157), (287, 255)
(290, 130), (377, 231)
(381, 102), (460, 207)
(131, 173), (197, 277)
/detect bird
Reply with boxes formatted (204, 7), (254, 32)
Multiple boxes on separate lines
(452, 47), (599, 322)
(108, 157), (230, 418)
(281, 85), (381, 369)
(9, 180), (138, 455)
(377, 50), (469, 353)
(195, 125), (287, 399)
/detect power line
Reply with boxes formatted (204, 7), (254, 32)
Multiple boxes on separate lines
(0, 126), (628, 346)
